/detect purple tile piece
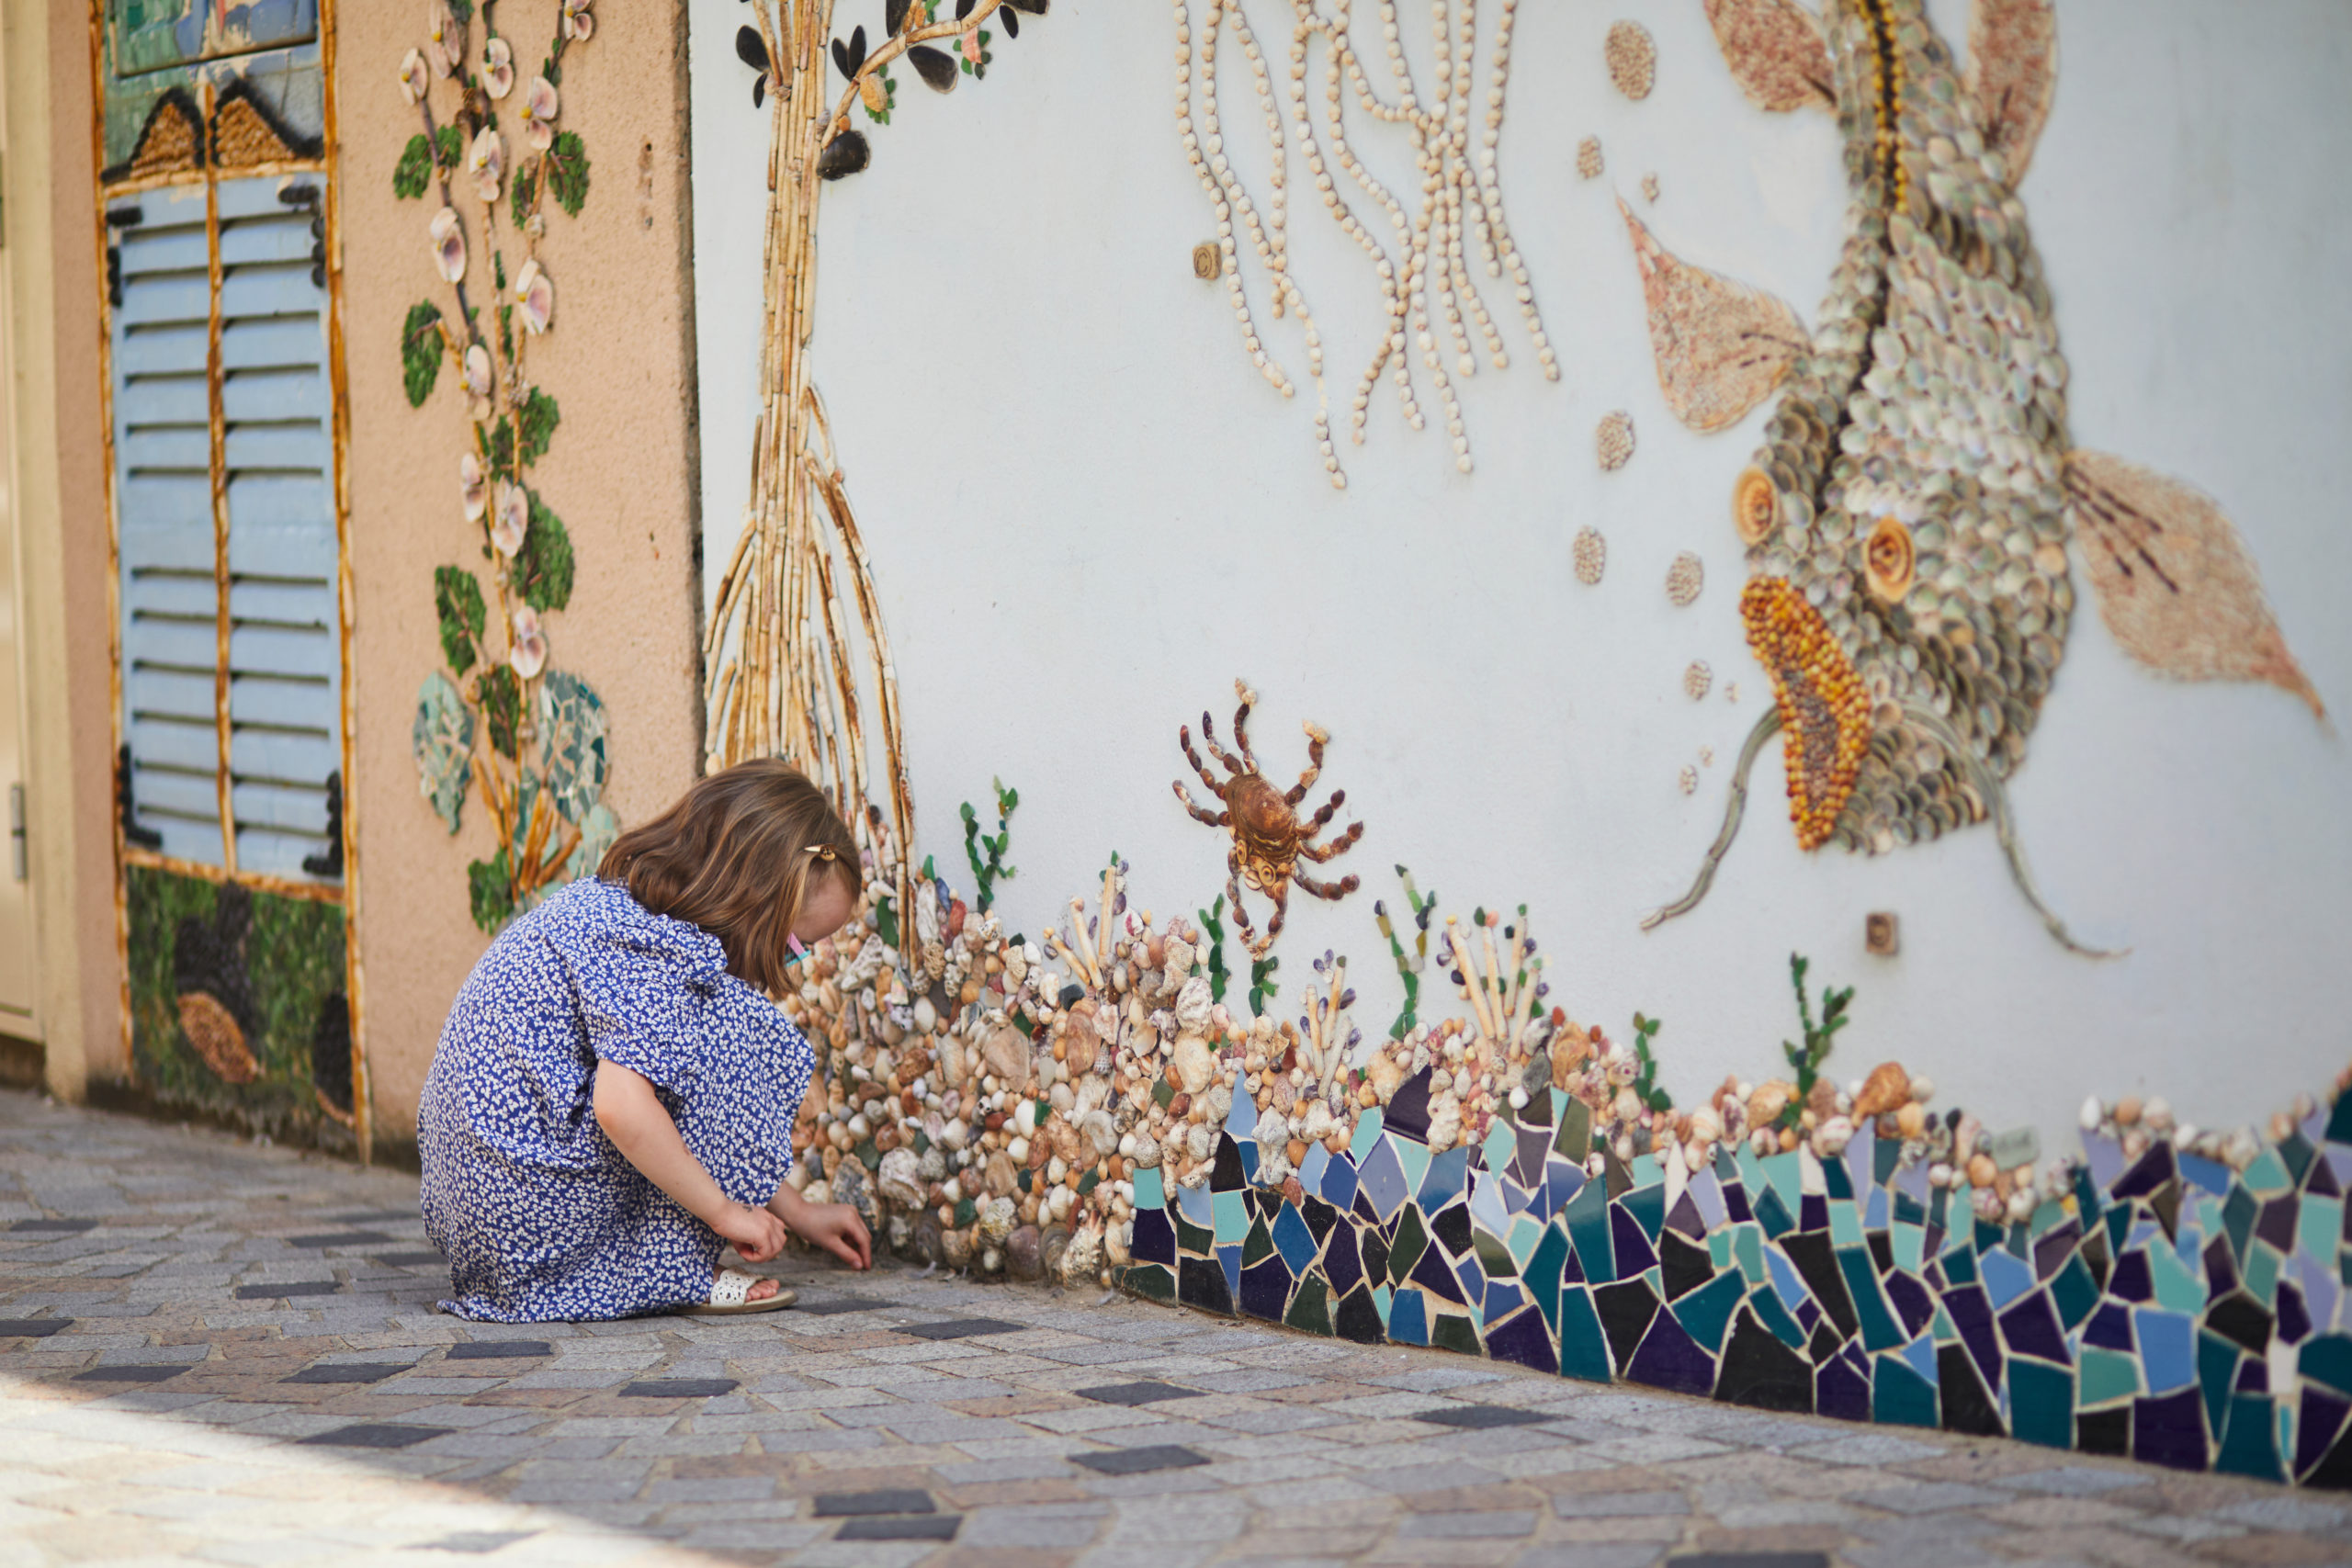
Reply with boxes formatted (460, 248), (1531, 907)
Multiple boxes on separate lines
(1845, 1122), (1874, 1197)
(2031, 1221), (2081, 1282)
(2111, 1142), (2176, 1201)
(1483, 1303), (1558, 1375)
(1609, 1203), (1657, 1276)
(1626, 1304), (1716, 1397)
(1996, 1291), (2069, 1366)
(1690, 1168), (1727, 1232)
(1883, 1269), (1934, 1339)
(2085, 1300), (2134, 1352)
(1385, 1066), (1434, 1141)
(2080, 1130), (2125, 1189)
(1816, 1348), (1870, 1422)
(1513, 1123), (1552, 1188)
(1941, 1281), (2006, 1392)
(1131, 1206), (1176, 1267)
(2233, 1358), (2268, 1394)
(2256, 1195), (2299, 1252)
(2134, 1387), (2209, 1472)
(1357, 1138), (1409, 1222)
(1409, 1239), (1468, 1304)
(2293, 1253), (2341, 1335)
(2109, 1249), (2153, 1303)
(1238, 1256), (1293, 1323)
(2296, 1386), (2352, 1480)
(1799, 1193), (1829, 1234)
(2202, 1235), (2238, 1300)
(1894, 1156), (1931, 1207)
(1724, 1179), (1753, 1224)
(1323, 1224), (1363, 1298)
(2276, 1282), (2311, 1347)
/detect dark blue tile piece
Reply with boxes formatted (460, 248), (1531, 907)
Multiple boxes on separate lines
(1216, 1243), (1242, 1301)
(1996, 1291), (2069, 1366)
(1724, 1179), (1753, 1224)
(1609, 1202), (1658, 1277)
(1318, 1149), (1359, 1211)
(1627, 1305), (1717, 1397)
(1419, 1146), (1470, 1210)
(1543, 1161), (1585, 1220)
(1941, 1281), (2005, 1393)
(1594, 1279), (1659, 1375)
(2295, 1385), (2351, 1482)
(1780, 1233), (1858, 1342)
(1323, 1222), (1363, 1298)
(1357, 1137), (1409, 1222)
(814, 1489), (934, 1517)
(1385, 1067), (1434, 1141)
(2278, 1281), (2311, 1347)
(2110, 1142), (2175, 1200)
(1131, 1205), (1176, 1268)
(1238, 1257), (1292, 1324)
(1484, 1303), (1558, 1376)
(1937, 1343), (2005, 1437)
(297, 1424), (448, 1449)
(1512, 1122), (1552, 1188)
(1409, 1240), (1468, 1304)
(1799, 1193), (1829, 1234)
(1212, 1134), (1247, 1191)
(1177, 1254), (1232, 1314)
(1333, 1284), (1385, 1344)
(2256, 1194), (2299, 1252)
(1429, 1200), (1473, 1259)
(1815, 1348), (1869, 1423)
(1481, 1279), (1523, 1321)
(1666, 1191), (1707, 1242)
(2109, 1248), (2153, 1303)
(1715, 1307), (1815, 1414)
(1271, 1202), (1317, 1275)
(1883, 1269), (1934, 1339)
(1387, 1287), (1429, 1346)
(2133, 1387), (2209, 1472)
(2179, 1151), (2231, 1196)
(2233, 1358), (2268, 1394)
(2085, 1301), (2134, 1352)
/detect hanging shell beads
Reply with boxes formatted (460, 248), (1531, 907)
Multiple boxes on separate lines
(1173, 0), (1557, 486)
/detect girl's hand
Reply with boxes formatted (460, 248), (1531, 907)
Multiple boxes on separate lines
(771, 1186), (872, 1270)
(714, 1201), (792, 1264)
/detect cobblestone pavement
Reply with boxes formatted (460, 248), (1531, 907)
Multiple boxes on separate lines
(3, 1091), (2348, 1568)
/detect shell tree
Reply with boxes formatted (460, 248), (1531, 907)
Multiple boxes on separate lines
(398, 0), (616, 933)
(706, 0), (1047, 931)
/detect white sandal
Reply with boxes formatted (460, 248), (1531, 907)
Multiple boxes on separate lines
(680, 1268), (798, 1316)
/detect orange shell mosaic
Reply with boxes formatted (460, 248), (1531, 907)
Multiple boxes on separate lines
(1741, 577), (1871, 851)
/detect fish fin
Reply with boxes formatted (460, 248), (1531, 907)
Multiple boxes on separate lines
(1966, 0), (2058, 182)
(1620, 199), (1807, 434)
(1644, 709), (1781, 933)
(1704, 0), (1835, 113)
(2064, 450), (2324, 720)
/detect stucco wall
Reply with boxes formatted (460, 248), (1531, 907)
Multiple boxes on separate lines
(340, 0), (705, 1144)
(689, 0), (2352, 1156)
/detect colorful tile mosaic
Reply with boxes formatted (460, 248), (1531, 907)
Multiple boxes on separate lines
(1115, 1073), (2352, 1489)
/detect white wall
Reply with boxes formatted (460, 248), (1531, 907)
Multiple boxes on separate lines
(691, 0), (2352, 1156)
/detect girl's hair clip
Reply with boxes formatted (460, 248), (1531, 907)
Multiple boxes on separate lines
(806, 843), (838, 863)
(787, 933), (808, 958)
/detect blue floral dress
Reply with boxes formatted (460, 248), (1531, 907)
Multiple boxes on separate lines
(417, 876), (815, 1321)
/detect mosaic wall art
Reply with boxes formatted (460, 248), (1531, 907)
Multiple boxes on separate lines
(398, 0), (617, 935)
(94, 0), (364, 1145)
(1166, 0), (1558, 486)
(705, 0), (1052, 912)
(1625, 0), (2323, 953)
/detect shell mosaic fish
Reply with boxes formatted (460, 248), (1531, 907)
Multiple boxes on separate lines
(1634, 0), (2324, 953)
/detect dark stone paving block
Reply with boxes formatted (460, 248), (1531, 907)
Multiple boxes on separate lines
(446, 1339), (552, 1359)
(1412, 1403), (1556, 1429)
(285, 1231), (396, 1249)
(1668, 1556), (1828, 1568)
(813, 1489), (936, 1517)
(74, 1364), (186, 1382)
(296, 1424), (449, 1450)
(9, 1219), (96, 1234)
(1075, 1381), (1202, 1406)
(234, 1281), (341, 1300)
(0, 1318), (73, 1337)
(896, 1317), (1022, 1341)
(1070, 1444), (1208, 1475)
(784, 1297), (888, 1315)
(375, 1252), (447, 1267)
(621, 1378), (739, 1399)
(283, 1362), (408, 1384)
(835, 1516), (958, 1541)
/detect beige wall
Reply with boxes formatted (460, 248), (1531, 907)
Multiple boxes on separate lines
(11, 0), (120, 1094)
(338, 0), (704, 1147)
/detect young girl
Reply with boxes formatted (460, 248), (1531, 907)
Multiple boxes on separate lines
(418, 760), (871, 1320)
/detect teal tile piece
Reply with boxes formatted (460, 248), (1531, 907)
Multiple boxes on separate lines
(1482, 1122), (1517, 1178)
(1506, 1213), (1544, 1270)
(1388, 1287), (1428, 1346)
(1762, 1152), (1802, 1215)
(1873, 1354), (1939, 1428)
(2051, 1253), (2098, 1330)
(1642, 1265), (1664, 1298)
(1557, 1284), (1612, 1384)
(1212, 1190), (1249, 1247)
(2244, 1242), (2280, 1309)
(2078, 1346), (2140, 1406)
(2104, 1202), (2132, 1257)
(1931, 1303), (1959, 1344)
(2301, 1334), (2352, 1398)
(1133, 1165), (1164, 1213)
(1549, 1088), (1568, 1122)
(1837, 1244), (1905, 1352)
(1707, 1231), (1733, 1269)
(1631, 1153), (1663, 1189)
(1526, 1223), (1570, 1337)
(2215, 1392), (2284, 1482)
(2198, 1329), (2242, 1435)
(2151, 1241), (2207, 1314)
(1351, 1109), (1383, 1158)
(1623, 1181), (1667, 1243)
(2242, 1150), (2291, 1196)
(1893, 1221), (1925, 1275)
(2223, 1186), (2258, 1264)
(1829, 1200), (1864, 1248)
(1733, 1224), (1764, 1287)
(1372, 1283), (1392, 1324)
(2301, 1196), (2344, 1267)
(2009, 1358), (2074, 1450)
(1391, 1136), (1431, 1197)
(2196, 1195), (2226, 1239)
(2029, 1199), (2067, 1236)
(1563, 1174), (1614, 1284)
(1748, 1286), (1806, 1349)
(1736, 1144), (1767, 1198)
(1940, 1244), (1978, 1286)
(1671, 1270), (1745, 1356)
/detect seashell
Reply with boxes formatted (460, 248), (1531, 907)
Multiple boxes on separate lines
(1128, 1131), (1161, 1168)
(2078, 1095), (2104, 1132)
(1059, 1221), (1102, 1285)
(1368, 1051), (1408, 1100)
(1425, 1093), (1463, 1151)
(1604, 20), (1657, 99)
(1173, 976), (1214, 1033)
(1172, 1032), (1216, 1095)
(876, 1148), (926, 1209)
(1733, 467), (1779, 545)
(1186, 1122), (1214, 1162)
(1684, 661), (1713, 701)
(1747, 1079), (1792, 1128)
(2112, 1095), (2142, 1127)
(1666, 552), (1705, 607)
(1852, 1061), (1911, 1118)
(1577, 136), (1604, 180)
(1079, 1110), (1120, 1163)
(1573, 526), (1607, 586)
(1597, 411), (1636, 471)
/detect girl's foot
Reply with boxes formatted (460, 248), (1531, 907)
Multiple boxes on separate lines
(681, 1268), (797, 1316)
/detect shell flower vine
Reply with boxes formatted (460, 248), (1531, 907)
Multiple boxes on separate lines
(398, 0), (614, 935)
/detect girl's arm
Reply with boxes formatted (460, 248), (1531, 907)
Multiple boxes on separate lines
(592, 1062), (790, 1261)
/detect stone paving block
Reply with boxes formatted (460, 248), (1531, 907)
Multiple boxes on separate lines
(1555, 1493), (1690, 1518)
(1849, 1481), (2016, 1515)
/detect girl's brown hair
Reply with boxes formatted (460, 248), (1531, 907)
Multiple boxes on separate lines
(599, 760), (859, 994)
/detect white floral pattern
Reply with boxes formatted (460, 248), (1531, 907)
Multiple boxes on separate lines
(418, 876), (813, 1321)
